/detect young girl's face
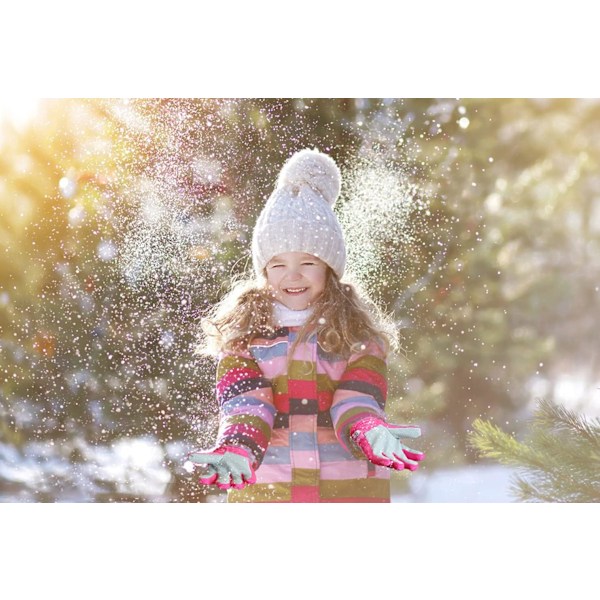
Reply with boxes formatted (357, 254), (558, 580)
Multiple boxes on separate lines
(265, 252), (328, 311)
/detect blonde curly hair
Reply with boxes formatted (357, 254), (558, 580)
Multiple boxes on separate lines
(196, 267), (398, 359)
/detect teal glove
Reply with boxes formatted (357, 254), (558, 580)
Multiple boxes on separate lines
(350, 416), (425, 471)
(184, 445), (257, 490)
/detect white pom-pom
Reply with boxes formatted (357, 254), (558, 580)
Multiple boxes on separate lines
(276, 148), (341, 206)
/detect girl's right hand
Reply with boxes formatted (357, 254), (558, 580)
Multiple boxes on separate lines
(183, 446), (256, 490)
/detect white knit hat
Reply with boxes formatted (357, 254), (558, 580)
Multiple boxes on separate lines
(251, 148), (346, 278)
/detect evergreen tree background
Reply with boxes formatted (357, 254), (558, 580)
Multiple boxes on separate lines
(1, 98), (599, 501)
(469, 398), (600, 502)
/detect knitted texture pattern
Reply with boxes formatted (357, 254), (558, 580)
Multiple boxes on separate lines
(251, 149), (346, 278)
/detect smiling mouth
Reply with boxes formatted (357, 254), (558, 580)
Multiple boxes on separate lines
(284, 287), (307, 295)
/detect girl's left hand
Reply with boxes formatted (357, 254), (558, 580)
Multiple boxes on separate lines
(350, 416), (425, 471)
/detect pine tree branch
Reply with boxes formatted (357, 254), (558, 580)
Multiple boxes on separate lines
(512, 476), (555, 502)
(468, 418), (547, 469)
(532, 427), (596, 472)
(470, 399), (600, 502)
(535, 397), (600, 449)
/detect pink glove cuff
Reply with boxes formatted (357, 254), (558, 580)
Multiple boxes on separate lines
(214, 445), (253, 459)
(195, 445), (257, 489)
(350, 415), (421, 437)
(350, 415), (387, 436)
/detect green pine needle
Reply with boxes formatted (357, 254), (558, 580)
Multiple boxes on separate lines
(468, 399), (600, 502)
(535, 398), (600, 449)
(468, 418), (546, 469)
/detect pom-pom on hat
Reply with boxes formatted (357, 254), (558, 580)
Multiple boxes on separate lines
(251, 148), (346, 278)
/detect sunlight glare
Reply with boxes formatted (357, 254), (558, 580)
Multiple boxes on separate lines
(0, 97), (41, 128)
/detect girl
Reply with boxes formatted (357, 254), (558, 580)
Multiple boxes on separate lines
(185, 148), (424, 502)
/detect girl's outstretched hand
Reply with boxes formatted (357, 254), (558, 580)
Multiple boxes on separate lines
(350, 416), (425, 471)
(183, 446), (257, 490)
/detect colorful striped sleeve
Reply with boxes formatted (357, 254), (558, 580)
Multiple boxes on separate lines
(330, 340), (388, 458)
(214, 350), (276, 467)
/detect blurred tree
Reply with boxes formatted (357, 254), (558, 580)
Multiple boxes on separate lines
(374, 99), (600, 467)
(0, 100), (218, 499)
(0, 98), (362, 500)
(469, 398), (600, 502)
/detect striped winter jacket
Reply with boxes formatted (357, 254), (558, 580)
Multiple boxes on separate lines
(214, 325), (391, 503)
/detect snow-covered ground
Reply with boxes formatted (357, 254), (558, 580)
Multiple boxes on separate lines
(392, 464), (515, 502)
(1, 437), (516, 503)
(0, 437), (175, 502)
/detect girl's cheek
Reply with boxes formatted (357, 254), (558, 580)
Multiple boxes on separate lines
(268, 271), (285, 287)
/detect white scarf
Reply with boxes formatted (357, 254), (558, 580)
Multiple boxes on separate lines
(273, 302), (314, 327)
